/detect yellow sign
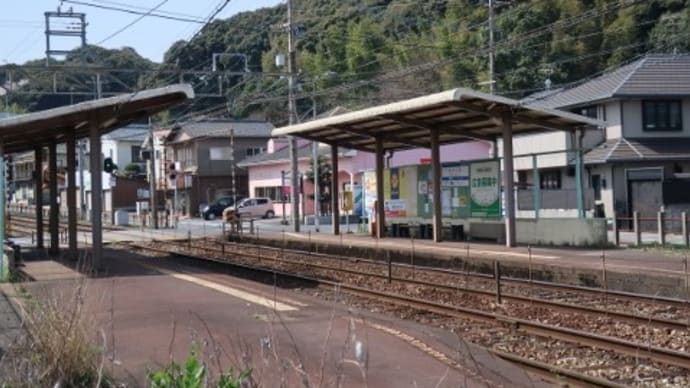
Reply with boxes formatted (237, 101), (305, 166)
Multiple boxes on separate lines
(342, 191), (353, 211)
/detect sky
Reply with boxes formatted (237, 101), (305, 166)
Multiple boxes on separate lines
(0, 0), (283, 65)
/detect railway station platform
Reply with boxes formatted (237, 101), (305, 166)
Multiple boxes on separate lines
(2, 246), (549, 387)
(232, 225), (690, 299)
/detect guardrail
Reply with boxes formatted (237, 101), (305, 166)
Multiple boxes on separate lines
(611, 211), (690, 246)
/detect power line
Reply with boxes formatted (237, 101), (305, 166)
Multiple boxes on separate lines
(61, 0), (206, 24)
(88, 0), (207, 20)
(96, 0), (169, 45)
(233, 0), (653, 110)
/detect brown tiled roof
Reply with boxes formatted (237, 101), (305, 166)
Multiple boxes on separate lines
(585, 138), (690, 164)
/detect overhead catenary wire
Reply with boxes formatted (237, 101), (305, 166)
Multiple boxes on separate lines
(61, 0), (206, 24)
(96, 0), (169, 45)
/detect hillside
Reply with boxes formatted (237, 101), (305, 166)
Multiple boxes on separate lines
(2, 0), (689, 122)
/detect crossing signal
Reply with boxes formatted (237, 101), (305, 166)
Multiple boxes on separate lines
(103, 157), (117, 173)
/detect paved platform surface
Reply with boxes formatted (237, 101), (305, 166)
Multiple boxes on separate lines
(10, 248), (545, 387)
(247, 227), (690, 276)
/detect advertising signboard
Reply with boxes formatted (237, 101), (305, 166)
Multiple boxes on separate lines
(470, 160), (501, 217)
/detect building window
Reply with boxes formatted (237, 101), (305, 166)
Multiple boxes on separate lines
(540, 170), (561, 190)
(642, 100), (682, 131)
(254, 186), (289, 202)
(131, 146), (142, 162)
(517, 170), (529, 189)
(572, 105), (598, 119)
(246, 147), (264, 157)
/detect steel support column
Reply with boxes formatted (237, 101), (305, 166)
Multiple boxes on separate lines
(431, 129), (443, 242)
(66, 131), (78, 259)
(89, 120), (103, 269)
(502, 112), (516, 247)
(375, 138), (385, 239)
(48, 141), (59, 256)
(34, 147), (44, 249)
(331, 144), (340, 235)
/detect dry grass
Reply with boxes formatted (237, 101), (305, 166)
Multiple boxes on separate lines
(0, 274), (108, 387)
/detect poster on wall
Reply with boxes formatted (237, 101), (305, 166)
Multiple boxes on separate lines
(345, 183), (363, 216)
(363, 171), (377, 218)
(385, 199), (407, 217)
(390, 167), (400, 200)
(470, 160), (501, 218)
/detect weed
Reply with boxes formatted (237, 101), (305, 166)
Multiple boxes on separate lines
(147, 346), (251, 388)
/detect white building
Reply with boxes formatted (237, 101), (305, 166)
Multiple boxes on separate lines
(512, 54), (690, 224)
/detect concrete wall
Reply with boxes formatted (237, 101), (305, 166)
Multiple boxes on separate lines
(516, 217), (607, 246)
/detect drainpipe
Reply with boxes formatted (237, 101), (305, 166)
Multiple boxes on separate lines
(385, 151), (394, 168)
(575, 130), (585, 218)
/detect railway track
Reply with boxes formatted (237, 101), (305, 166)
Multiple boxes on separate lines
(209, 236), (689, 310)
(196, 238), (690, 330)
(123, 240), (690, 387)
(7, 214), (122, 236)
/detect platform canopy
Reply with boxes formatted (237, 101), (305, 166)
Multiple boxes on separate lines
(271, 88), (605, 151)
(0, 84), (194, 153)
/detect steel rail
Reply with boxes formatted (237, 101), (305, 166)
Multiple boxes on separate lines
(211, 237), (689, 307)
(185, 240), (690, 330)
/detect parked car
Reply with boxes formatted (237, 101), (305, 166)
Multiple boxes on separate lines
(202, 196), (239, 220)
(223, 197), (274, 220)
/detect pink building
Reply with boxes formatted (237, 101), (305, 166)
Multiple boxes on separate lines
(238, 138), (490, 218)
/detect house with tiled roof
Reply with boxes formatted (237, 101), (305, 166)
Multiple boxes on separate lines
(163, 119), (273, 216)
(517, 53), (690, 224)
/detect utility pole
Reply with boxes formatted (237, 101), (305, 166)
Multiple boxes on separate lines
(149, 119), (158, 229)
(488, 0), (495, 95)
(230, 128), (236, 209)
(287, 0), (300, 232)
(312, 95), (320, 232)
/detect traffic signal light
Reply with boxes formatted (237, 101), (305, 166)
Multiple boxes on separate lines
(4, 155), (13, 183)
(103, 157), (117, 173)
(168, 162), (176, 180)
(4, 156), (13, 202)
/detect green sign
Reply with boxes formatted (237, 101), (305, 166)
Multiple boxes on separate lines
(470, 160), (501, 218)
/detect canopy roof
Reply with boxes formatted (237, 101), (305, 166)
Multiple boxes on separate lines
(0, 84), (194, 153)
(272, 88), (605, 152)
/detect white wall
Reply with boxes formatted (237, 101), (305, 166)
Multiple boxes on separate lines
(498, 132), (568, 170)
(604, 101), (622, 139)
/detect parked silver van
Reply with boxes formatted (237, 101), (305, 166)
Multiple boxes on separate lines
(223, 197), (274, 220)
